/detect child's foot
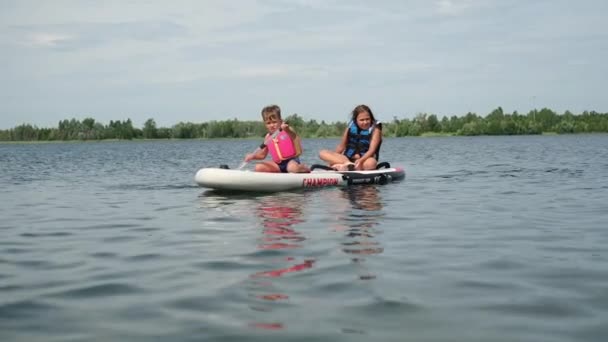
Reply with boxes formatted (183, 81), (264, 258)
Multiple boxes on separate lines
(331, 163), (354, 171)
(331, 164), (345, 171)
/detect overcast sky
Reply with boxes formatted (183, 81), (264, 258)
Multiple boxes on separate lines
(1, 0), (606, 129)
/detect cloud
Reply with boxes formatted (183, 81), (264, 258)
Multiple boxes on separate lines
(24, 32), (73, 47)
(435, 0), (480, 16)
(234, 65), (314, 78)
(10, 20), (187, 51)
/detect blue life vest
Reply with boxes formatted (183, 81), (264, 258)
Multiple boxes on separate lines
(344, 121), (377, 159)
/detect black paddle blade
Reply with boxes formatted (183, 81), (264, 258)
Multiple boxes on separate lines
(219, 164), (230, 169)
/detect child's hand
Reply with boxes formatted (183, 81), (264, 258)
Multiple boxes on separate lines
(354, 158), (365, 170)
(244, 153), (255, 162)
(280, 122), (290, 131)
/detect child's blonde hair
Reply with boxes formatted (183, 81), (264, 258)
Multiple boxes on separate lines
(261, 105), (282, 122)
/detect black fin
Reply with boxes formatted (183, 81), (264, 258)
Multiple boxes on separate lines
(376, 162), (390, 169)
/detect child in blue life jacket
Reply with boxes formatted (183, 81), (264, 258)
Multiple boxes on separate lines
(244, 105), (310, 173)
(319, 104), (383, 171)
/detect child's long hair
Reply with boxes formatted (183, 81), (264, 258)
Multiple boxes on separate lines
(351, 104), (376, 124)
(262, 105), (282, 122)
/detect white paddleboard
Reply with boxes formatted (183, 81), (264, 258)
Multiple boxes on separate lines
(194, 166), (405, 192)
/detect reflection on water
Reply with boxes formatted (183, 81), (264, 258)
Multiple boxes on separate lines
(256, 196), (306, 251)
(198, 188), (387, 333)
(342, 185), (384, 212)
(198, 186), (387, 333)
(248, 193), (314, 331)
(335, 186), (385, 280)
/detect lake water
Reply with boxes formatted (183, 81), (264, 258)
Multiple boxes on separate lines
(1, 135), (608, 341)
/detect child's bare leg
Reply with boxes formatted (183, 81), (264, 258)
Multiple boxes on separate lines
(286, 160), (310, 173)
(255, 161), (280, 173)
(319, 149), (350, 165)
(360, 158), (377, 170)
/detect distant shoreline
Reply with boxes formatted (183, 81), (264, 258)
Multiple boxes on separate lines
(4, 132), (608, 144)
(3, 108), (607, 141)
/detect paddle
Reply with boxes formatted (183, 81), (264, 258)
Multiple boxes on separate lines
(237, 161), (248, 170)
(237, 144), (265, 169)
(237, 129), (281, 169)
(237, 149), (258, 170)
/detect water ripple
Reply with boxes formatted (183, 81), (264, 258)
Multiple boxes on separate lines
(479, 297), (592, 318)
(51, 283), (143, 299)
(0, 300), (57, 320)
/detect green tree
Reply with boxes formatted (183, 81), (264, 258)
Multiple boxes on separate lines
(143, 118), (157, 139)
(427, 114), (440, 132)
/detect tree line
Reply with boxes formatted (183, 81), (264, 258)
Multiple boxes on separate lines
(1, 107), (607, 141)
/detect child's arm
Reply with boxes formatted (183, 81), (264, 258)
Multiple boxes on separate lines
(335, 127), (349, 154)
(245, 146), (268, 161)
(281, 123), (304, 152)
(354, 126), (382, 168)
(281, 123), (298, 141)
